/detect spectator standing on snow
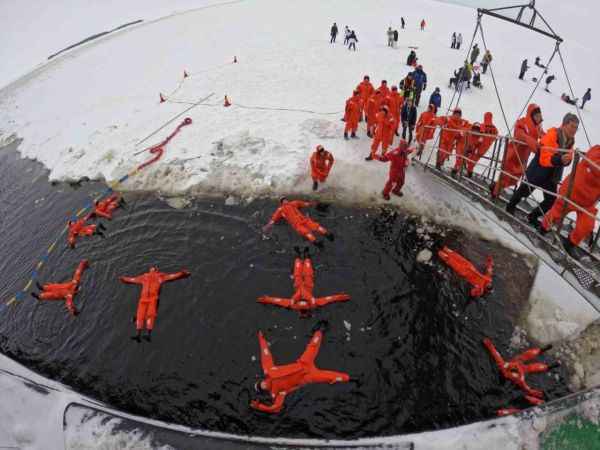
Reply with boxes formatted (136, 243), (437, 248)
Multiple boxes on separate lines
(401, 17), (406, 29)
(393, 29), (399, 47)
(451, 32), (457, 49)
(412, 65), (428, 107)
(481, 50), (492, 74)
(456, 33), (463, 50)
(420, 19), (426, 31)
(387, 27), (394, 47)
(429, 87), (442, 110)
(401, 98), (418, 145)
(348, 31), (358, 51)
(544, 75), (555, 92)
(519, 59), (529, 80)
(534, 56), (546, 69)
(330, 23), (338, 43)
(406, 50), (417, 66)
(343, 26), (351, 45)
(581, 88), (591, 109)
(470, 43), (480, 65)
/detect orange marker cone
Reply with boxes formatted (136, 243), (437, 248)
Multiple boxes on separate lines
(234, 56), (237, 63)
(184, 70), (189, 78)
(224, 95), (231, 107)
(160, 93), (166, 103)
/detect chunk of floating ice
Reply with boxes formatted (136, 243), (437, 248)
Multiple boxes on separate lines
(343, 320), (351, 331)
(416, 249), (433, 263)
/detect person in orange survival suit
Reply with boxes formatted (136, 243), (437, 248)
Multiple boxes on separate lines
(542, 145), (600, 257)
(258, 247), (350, 315)
(415, 104), (437, 156)
(434, 108), (469, 169)
(438, 246), (493, 297)
(492, 104), (543, 198)
(465, 112), (498, 177)
(263, 198), (334, 247)
(343, 90), (361, 140)
(31, 260), (89, 316)
(67, 215), (105, 248)
(483, 338), (559, 399)
(366, 106), (392, 161)
(310, 145), (335, 191)
(90, 193), (125, 220)
(251, 329), (350, 413)
(366, 90), (383, 137)
(120, 266), (191, 342)
(453, 122), (481, 176)
(384, 85), (403, 136)
(379, 139), (413, 200)
(356, 75), (374, 121)
(378, 79), (391, 98)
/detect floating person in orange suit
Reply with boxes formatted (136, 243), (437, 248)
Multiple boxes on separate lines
(251, 329), (350, 413)
(438, 246), (493, 297)
(31, 260), (89, 316)
(258, 247), (350, 315)
(120, 266), (191, 342)
(67, 216), (105, 248)
(91, 193), (125, 220)
(263, 198), (334, 247)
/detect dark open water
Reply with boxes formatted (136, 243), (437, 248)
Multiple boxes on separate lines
(0, 141), (569, 439)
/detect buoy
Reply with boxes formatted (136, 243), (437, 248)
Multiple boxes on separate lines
(234, 56), (237, 63)
(224, 95), (231, 107)
(184, 70), (189, 78)
(159, 93), (166, 103)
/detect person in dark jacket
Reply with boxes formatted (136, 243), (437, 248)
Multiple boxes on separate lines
(429, 87), (442, 110)
(581, 88), (591, 109)
(481, 50), (492, 74)
(343, 26), (351, 45)
(347, 31), (358, 51)
(451, 32), (457, 49)
(330, 23), (338, 43)
(519, 59), (529, 80)
(470, 44), (480, 65)
(544, 75), (555, 92)
(506, 113), (579, 226)
(401, 98), (418, 145)
(412, 65), (428, 107)
(401, 17), (406, 29)
(393, 29), (399, 47)
(406, 50), (417, 66)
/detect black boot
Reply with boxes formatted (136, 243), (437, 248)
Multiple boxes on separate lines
(303, 247), (311, 258)
(130, 331), (142, 343)
(351, 132), (358, 139)
(36, 281), (43, 291)
(344, 132), (349, 140)
(312, 181), (318, 191)
(144, 330), (152, 342)
(313, 240), (325, 249)
(326, 232), (335, 242)
(99, 223), (107, 231)
(367, 131), (372, 138)
(294, 246), (302, 257)
(31, 292), (40, 300)
(365, 155), (373, 161)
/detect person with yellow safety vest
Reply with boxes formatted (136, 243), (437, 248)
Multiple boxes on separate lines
(506, 113), (579, 227)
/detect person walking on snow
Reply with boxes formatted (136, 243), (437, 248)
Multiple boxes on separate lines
(470, 43), (480, 65)
(481, 49), (492, 74)
(544, 75), (555, 92)
(519, 59), (529, 80)
(401, 17), (406, 29)
(456, 33), (463, 50)
(451, 32), (457, 49)
(428, 87), (442, 111)
(330, 23), (338, 43)
(343, 26), (351, 45)
(401, 98), (418, 145)
(343, 90), (361, 140)
(581, 88), (591, 109)
(380, 140), (413, 200)
(310, 145), (335, 191)
(534, 56), (546, 69)
(393, 29), (399, 47)
(387, 27), (394, 47)
(348, 31), (358, 51)
(420, 19), (426, 31)
(411, 65), (427, 107)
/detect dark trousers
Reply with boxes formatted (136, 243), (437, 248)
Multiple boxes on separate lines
(402, 123), (414, 145)
(508, 182), (557, 222)
(415, 86), (423, 107)
(482, 63), (488, 74)
(519, 70), (526, 80)
(451, 41), (456, 49)
(330, 34), (337, 43)
(349, 42), (356, 51)
(581, 99), (588, 109)
(456, 43), (461, 50)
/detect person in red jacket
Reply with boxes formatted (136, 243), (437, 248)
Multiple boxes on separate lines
(465, 112), (498, 177)
(435, 108), (469, 169)
(366, 90), (383, 137)
(310, 145), (335, 191)
(492, 104), (543, 198)
(120, 266), (191, 341)
(344, 90), (361, 140)
(420, 19), (426, 31)
(378, 80), (391, 98)
(367, 106), (392, 160)
(483, 338), (558, 399)
(438, 246), (493, 297)
(31, 260), (89, 316)
(453, 122), (482, 176)
(258, 247), (350, 314)
(91, 193), (125, 220)
(67, 216), (105, 248)
(356, 75), (375, 121)
(542, 145), (600, 256)
(415, 104), (437, 156)
(379, 139), (413, 200)
(263, 198), (334, 246)
(251, 330), (350, 413)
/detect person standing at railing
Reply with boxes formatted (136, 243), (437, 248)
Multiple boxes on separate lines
(415, 104), (437, 156)
(491, 103), (543, 198)
(465, 112), (498, 177)
(434, 108), (469, 169)
(506, 113), (579, 226)
(541, 145), (600, 257)
(453, 122), (481, 177)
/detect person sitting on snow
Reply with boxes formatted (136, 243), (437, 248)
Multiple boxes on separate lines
(561, 93), (578, 106)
